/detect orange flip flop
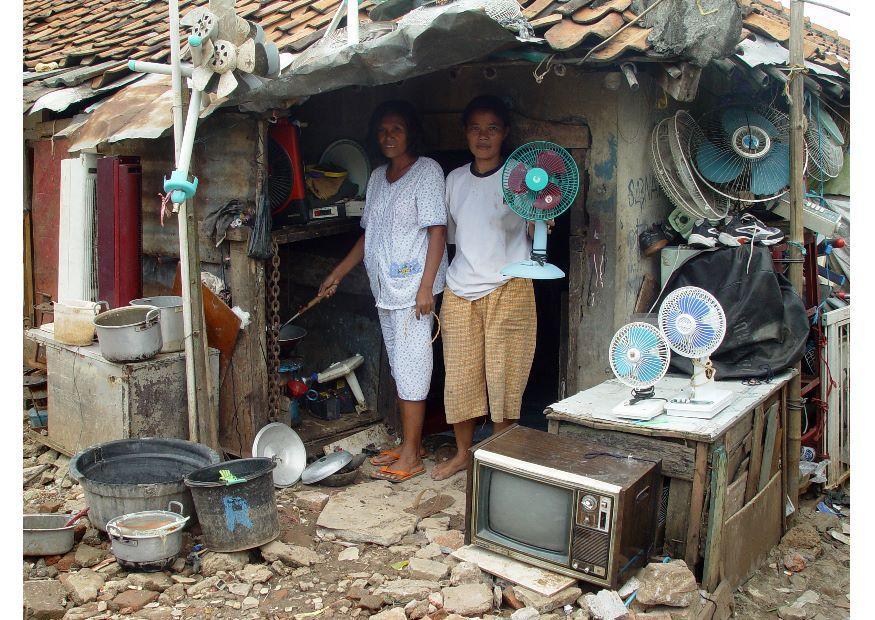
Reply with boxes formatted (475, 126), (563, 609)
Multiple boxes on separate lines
(369, 447), (427, 466)
(370, 464), (426, 483)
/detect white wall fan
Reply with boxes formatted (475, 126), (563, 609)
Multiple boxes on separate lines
(608, 322), (672, 420)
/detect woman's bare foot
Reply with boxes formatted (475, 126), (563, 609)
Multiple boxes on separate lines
(431, 453), (468, 480)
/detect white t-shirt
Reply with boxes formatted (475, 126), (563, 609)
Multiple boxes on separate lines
(445, 163), (531, 301)
(361, 156), (448, 310)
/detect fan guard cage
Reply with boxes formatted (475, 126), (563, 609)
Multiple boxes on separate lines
(609, 322), (671, 390)
(805, 106), (844, 182)
(268, 136), (294, 212)
(658, 286), (727, 358)
(502, 141), (579, 221)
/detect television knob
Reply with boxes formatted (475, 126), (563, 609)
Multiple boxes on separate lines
(582, 495), (597, 511)
(583, 566), (590, 573)
(572, 561), (579, 569)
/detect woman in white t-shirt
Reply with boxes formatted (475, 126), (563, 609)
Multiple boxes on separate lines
(319, 101), (448, 483)
(432, 96), (539, 481)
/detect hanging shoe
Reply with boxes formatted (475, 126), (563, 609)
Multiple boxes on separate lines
(687, 219), (720, 248)
(718, 212), (785, 247)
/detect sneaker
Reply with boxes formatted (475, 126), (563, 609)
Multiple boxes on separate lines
(687, 219), (720, 248)
(718, 213), (784, 247)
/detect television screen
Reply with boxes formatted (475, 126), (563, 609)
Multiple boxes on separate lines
(477, 467), (573, 562)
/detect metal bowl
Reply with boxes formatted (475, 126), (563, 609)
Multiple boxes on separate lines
(320, 454), (367, 487)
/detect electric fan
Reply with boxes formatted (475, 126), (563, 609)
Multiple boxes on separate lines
(609, 322), (672, 420)
(691, 106), (799, 204)
(500, 141), (579, 279)
(805, 104), (844, 182)
(658, 286), (734, 418)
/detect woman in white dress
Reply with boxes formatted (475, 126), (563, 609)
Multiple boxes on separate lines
(319, 100), (448, 483)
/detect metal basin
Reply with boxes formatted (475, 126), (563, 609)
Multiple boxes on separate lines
(24, 514), (76, 556)
(93, 306), (162, 363)
(106, 501), (189, 572)
(130, 296), (184, 353)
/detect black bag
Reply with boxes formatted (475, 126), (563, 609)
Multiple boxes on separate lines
(247, 185), (273, 260)
(657, 246), (809, 379)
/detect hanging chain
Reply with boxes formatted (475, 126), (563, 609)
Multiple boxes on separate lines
(267, 239), (282, 421)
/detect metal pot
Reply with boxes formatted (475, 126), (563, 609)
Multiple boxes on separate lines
(106, 501), (189, 572)
(130, 296), (184, 353)
(93, 306), (162, 363)
(23, 514), (76, 556)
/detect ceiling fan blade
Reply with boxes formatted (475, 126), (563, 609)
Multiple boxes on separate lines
(695, 139), (743, 183)
(192, 65), (214, 91)
(507, 162), (529, 194)
(533, 183), (562, 210)
(237, 39), (256, 73)
(722, 107), (778, 139)
(535, 150), (566, 176)
(750, 141), (790, 195)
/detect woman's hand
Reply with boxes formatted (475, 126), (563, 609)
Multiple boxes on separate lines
(318, 273), (341, 298)
(415, 285), (434, 319)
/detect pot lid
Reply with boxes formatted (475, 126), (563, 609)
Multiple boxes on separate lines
(301, 450), (353, 485)
(252, 423), (307, 487)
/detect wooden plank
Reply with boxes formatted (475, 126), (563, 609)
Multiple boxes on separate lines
(685, 442), (709, 568)
(726, 432), (751, 481)
(633, 273), (657, 314)
(725, 471), (747, 519)
(554, 424), (697, 480)
(703, 445), (728, 592)
(27, 428), (74, 457)
(664, 478), (692, 560)
(723, 409), (754, 454)
(758, 404), (779, 492)
(722, 472), (782, 589)
(272, 219), (361, 246)
(744, 406), (766, 503)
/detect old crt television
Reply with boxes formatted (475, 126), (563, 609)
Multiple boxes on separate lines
(465, 425), (661, 588)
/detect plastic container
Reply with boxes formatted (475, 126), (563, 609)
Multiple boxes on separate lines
(184, 458), (280, 552)
(69, 438), (221, 531)
(54, 299), (108, 346)
(130, 296), (184, 353)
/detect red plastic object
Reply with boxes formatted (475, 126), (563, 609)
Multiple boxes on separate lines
(288, 379), (308, 398)
(268, 118), (306, 215)
(832, 237), (846, 248)
(97, 156), (142, 308)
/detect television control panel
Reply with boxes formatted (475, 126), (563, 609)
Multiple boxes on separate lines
(576, 493), (612, 532)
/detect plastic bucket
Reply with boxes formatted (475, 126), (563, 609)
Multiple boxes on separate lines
(54, 299), (108, 345)
(184, 458), (279, 552)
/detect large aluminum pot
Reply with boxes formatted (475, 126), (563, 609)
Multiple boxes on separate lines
(106, 501), (189, 571)
(23, 514), (76, 556)
(93, 306), (162, 363)
(130, 296), (184, 353)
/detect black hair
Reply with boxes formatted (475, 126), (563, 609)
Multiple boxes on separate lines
(462, 95), (511, 129)
(367, 100), (425, 159)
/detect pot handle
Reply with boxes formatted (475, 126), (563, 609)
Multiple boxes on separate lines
(107, 523), (138, 546)
(94, 301), (110, 315)
(168, 500), (185, 516)
(145, 308), (161, 325)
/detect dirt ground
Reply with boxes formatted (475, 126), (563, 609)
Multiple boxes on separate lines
(22, 422), (850, 619)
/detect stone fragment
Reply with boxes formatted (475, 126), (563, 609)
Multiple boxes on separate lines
(62, 603), (101, 620)
(38, 449), (60, 465)
(242, 597), (259, 610)
(428, 591), (443, 609)
(780, 525), (823, 557)
(24, 579), (68, 620)
(162, 584), (187, 604)
(425, 529), (465, 552)
(317, 481), (419, 546)
(584, 590), (629, 620)
(371, 608), (407, 620)
(200, 551), (250, 577)
(777, 606), (807, 620)
(239, 564), (274, 584)
(73, 545), (106, 569)
(112, 589), (159, 612)
(375, 580), (441, 603)
(128, 573), (174, 592)
(260, 540), (320, 567)
(405, 598), (430, 619)
(417, 517), (450, 531)
(442, 583), (494, 616)
(450, 561), (484, 586)
(170, 576), (197, 585)
(512, 586), (582, 614)
(415, 543), (444, 560)
(511, 608), (541, 620)
(186, 576), (223, 596)
(635, 560), (697, 608)
(784, 552), (807, 573)
(228, 582), (252, 597)
(357, 594), (385, 611)
(296, 490), (331, 512)
(494, 585), (503, 610)
(171, 558), (186, 573)
(62, 569), (106, 605)
(338, 547), (360, 561)
(408, 557), (450, 581)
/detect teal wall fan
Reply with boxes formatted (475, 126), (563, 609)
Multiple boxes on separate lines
(500, 141), (579, 279)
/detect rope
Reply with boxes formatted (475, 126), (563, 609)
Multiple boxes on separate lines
(403, 309), (441, 344)
(158, 192), (173, 227)
(533, 53), (556, 84)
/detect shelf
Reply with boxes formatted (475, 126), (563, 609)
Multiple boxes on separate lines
(224, 218), (361, 246)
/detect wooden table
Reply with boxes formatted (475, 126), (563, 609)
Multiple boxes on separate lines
(546, 372), (794, 592)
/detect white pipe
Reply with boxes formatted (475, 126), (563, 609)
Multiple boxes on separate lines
(128, 60), (193, 77)
(168, 0), (185, 164)
(347, 0), (359, 45)
(176, 88), (203, 183)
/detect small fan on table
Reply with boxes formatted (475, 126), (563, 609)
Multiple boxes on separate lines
(609, 322), (672, 420)
(658, 286), (735, 418)
(501, 141), (579, 279)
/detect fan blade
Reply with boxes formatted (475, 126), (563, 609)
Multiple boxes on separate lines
(695, 139), (743, 183)
(533, 183), (562, 210)
(237, 39), (256, 73)
(535, 150), (566, 176)
(612, 348), (634, 378)
(216, 71), (239, 99)
(722, 107), (778, 138)
(507, 162), (530, 194)
(192, 65), (214, 91)
(750, 141), (790, 195)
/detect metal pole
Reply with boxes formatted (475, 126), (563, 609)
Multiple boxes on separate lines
(787, 0), (806, 517)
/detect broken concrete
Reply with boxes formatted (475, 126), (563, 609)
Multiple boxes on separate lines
(375, 579), (441, 603)
(635, 560), (698, 608)
(260, 540), (320, 567)
(584, 589), (629, 620)
(317, 481), (420, 546)
(61, 569), (105, 606)
(338, 546), (361, 561)
(442, 583), (494, 616)
(24, 579), (67, 620)
(407, 557), (450, 581)
(425, 529), (465, 552)
(112, 589), (159, 612)
(513, 585), (583, 613)
(200, 551), (250, 576)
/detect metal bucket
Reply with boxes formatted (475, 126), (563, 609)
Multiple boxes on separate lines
(130, 296), (184, 353)
(93, 306), (162, 363)
(106, 501), (189, 572)
(69, 438), (221, 532)
(184, 458), (280, 552)
(23, 514), (76, 556)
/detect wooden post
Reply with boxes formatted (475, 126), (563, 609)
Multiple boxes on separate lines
(703, 445), (728, 591)
(684, 442), (709, 568)
(786, 0), (806, 517)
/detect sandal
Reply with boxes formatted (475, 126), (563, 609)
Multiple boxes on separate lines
(370, 464), (426, 483)
(369, 447), (427, 466)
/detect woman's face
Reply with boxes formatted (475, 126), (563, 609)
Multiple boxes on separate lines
(465, 109), (508, 162)
(377, 113), (411, 160)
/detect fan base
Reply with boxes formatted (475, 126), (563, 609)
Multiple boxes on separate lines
(500, 260), (565, 280)
(612, 398), (665, 420)
(665, 387), (734, 418)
